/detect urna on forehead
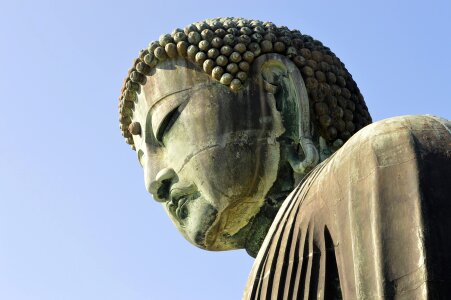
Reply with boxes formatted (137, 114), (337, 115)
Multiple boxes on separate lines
(118, 17), (372, 150)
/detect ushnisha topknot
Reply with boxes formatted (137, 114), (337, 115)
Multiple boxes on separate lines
(119, 17), (372, 150)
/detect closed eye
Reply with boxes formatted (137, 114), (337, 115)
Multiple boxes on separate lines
(155, 102), (187, 144)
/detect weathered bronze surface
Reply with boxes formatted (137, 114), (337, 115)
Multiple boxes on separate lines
(244, 115), (451, 299)
(118, 17), (451, 299)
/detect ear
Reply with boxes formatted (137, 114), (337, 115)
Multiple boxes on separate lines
(251, 54), (319, 175)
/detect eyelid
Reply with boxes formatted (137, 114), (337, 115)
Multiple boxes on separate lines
(156, 105), (182, 143)
(148, 82), (214, 145)
(151, 93), (189, 143)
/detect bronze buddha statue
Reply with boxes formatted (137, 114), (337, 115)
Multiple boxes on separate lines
(118, 17), (451, 299)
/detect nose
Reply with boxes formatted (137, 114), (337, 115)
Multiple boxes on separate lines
(148, 168), (178, 202)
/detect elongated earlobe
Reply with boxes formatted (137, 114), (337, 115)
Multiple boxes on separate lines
(252, 54), (319, 176)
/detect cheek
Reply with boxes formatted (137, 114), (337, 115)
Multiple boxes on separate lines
(179, 141), (281, 206)
(174, 141), (281, 248)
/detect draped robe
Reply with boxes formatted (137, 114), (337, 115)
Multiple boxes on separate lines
(244, 115), (451, 299)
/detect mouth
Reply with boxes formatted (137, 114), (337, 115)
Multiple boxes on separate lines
(175, 196), (189, 219)
(167, 189), (201, 222)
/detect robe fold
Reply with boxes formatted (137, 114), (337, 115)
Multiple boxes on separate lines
(244, 115), (451, 300)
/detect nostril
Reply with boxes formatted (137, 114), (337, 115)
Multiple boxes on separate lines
(149, 180), (171, 203)
(149, 168), (178, 203)
(156, 179), (172, 201)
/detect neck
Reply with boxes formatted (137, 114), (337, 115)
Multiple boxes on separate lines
(244, 158), (295, 257)
(244, 199), (283, 257)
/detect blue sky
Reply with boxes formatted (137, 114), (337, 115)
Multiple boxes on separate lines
(0, 0), (449, 299)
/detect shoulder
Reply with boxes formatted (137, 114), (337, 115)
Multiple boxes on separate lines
(243, 115), (451, 300)
(342, 114), (450, 152)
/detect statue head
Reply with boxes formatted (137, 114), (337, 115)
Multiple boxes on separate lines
(118, 17), (371, 256)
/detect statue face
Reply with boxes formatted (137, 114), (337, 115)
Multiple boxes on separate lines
(131, 58), (285, 250)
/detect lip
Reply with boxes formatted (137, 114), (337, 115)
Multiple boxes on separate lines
(168, 190), (201, 221)
(175, 197), (189, 219)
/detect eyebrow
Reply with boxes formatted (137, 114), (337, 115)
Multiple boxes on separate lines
(150, 87), (193, 110)
(149, 82), (213, 110)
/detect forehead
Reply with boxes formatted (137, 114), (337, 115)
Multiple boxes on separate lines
(132, 58), (214, 145)
(142, 58), (212, 109)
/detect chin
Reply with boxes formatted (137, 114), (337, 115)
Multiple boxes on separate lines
(174, 202), (219, 249)
(169, 192), (265, 251)
(183, 210), (246, 251)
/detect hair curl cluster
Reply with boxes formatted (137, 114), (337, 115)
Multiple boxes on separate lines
(119, 17), (372, 150)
